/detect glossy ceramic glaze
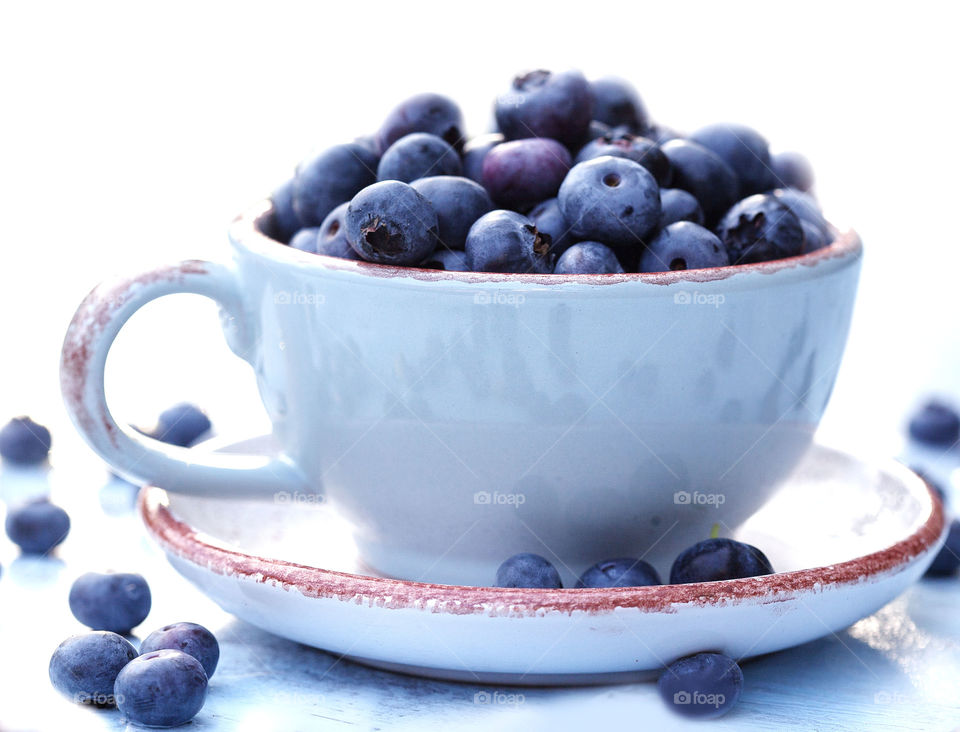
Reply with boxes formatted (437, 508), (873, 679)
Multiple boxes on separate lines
(140, 438), (944, 683)
(62, 200), (862, 584)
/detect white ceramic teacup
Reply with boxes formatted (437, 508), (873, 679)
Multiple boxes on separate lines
(61, 200), (862, 586)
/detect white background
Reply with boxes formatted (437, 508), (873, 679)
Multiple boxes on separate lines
(1, 0), (958, 463)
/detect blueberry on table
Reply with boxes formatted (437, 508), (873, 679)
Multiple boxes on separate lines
(495, 69), (593, 148)
(0, 416), (52, 465)
(558, 156), (661, 246)
(908, 400), (960, 446)
(658, 652), (743, 719)
(5, 497), (70, 554)
(49, 632), (137, 706)
(464, 210), (554, 274)
(772, 150), (815, 192)
(346, 181), (439, 266)
(481, 138), (571, 211)
(115, 649), (208, 728)
(461, 133), (504, 184)
(659, 188), (704, 227)
(313, 202), (360, 259)
(924, 520), (960, 577)
(589, 76), (649, 134)
(140, 622), (220, 679)
(717, 193), (804, 264)
(269, 178), (301, 243)
(495, 553), (563, 588)
(152, 403), (211, 447)
(69, 572), (152, 634)
(554, 242), (624, 274)
(670, 537), (774, 584)
(377, 132), (462, 183)
(411, 176), (494, 250)
(421, 249), (469, 271)
(576, 558), (661, 588)
(661, 139), (740, 226)
(292, 142), (379, 227)
(640, 222), (729, 272)
(690, 122), (774, 196)
(375, 92), (465, 153)
(529, 197), (576, 258)
(575, 133), (671, 186)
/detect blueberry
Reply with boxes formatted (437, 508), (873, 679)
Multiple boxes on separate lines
(690, 123), (774, 196)
(554, 242), (624, 274)
(801, 220), (828, 253)
(269, 179), (301, 242)
(411, 176), (494, 250)
(314, 202), (360, 259)
(658, 652), (743, 719)
(717, 193), (804, 264)
(670, 537), (774, 584)
(421, 249), (469, 271)
(575, 133), (671, 186)
(661, 139), (740, 225)
(495, 553), (563, 588)
(640, 222), (729, 272)
(292, 143), (379, 227)
(589, 77), (648, 133)
(772, 188), (829, 234)
(140, 622), (220, 679)
(152, 403), (211, 447)
(772, 151), (814, 192)
(462, 132), (504, 184)
(529, 197), (576, 258)
(576, 558), (661, 588)
(465, 210), (553, 273)
(908, 400), (960, 446)
(481, 138), (571, 211)
(558, 156), (661, 246)
(5, 497), (70, 554)
(495, 69), (593, 148)
(49, 632), (138, 706)
(659, 188), (705, 227)
(289, 227), (320, 253)
(0, 416), (51, 465)
(925, 520), (960, 577)
(69, 572), (152, 634)
(377, 132), (462, 183)
(346, 181), (439, 265)
(375, 93), (465, 153)
(115, 649), (208, 728)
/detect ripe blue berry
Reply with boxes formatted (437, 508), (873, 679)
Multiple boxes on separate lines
(346, 181), (439, 265)
(575, 133), (670, 186)
(772, 188), (829, 236)
(481, 138), (571, 210)
(465, 210), (553, 273)
(690, 123), (774, 196)
(495, 69), (593, 148)
(293, 143), (379, 227)
(661, 139), (739, 225)
(153, 403), (211, 447)
(495, 553), (562, 588)
(313, 202), (361, 259)
(269, 179), (301, 242)
(5, 497), (70, 554)
(461, 133), (504, 184)
(421, 249), (469, 271)
(0, 416), (51, 465)
(558, 156), (661, 246)
(49, 632), (138, 706)
(411, 176), (493, 250)
(658, 652), (743, 719)
(925, 520), (960, 577)
(772, 151), (814, 192)
(670, 538), (774, 584)
(576, 558), (661, 588)
(529, 197), (576, 258)
(659, 188), (704, 227)
(140, 622), (220, 679)
(69, 572), (152, 634)
(589, 76), (648, 133)
(377, 132), (462, 183)
(289, 227), (320, 253)
(717, 193), (804, 264)
(554, 242), (624, 274)
(375, 93), (465, 153)
(115, 649), (208, 728)
(908, 400), (960, 446)
(640, 222), (729, 272)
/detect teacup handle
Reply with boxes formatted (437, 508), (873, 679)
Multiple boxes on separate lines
(60, 259), (311, 498)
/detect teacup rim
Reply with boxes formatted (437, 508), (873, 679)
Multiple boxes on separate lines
(230, 199), (862, 287)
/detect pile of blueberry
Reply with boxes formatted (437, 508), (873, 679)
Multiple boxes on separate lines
(269, 69), (830, 274)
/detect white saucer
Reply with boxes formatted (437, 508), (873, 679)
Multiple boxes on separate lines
(140, 437), (944, 685)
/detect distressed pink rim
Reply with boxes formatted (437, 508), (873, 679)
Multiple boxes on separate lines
(230, 199), (863, 287)
(139, 471), (943, 617)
